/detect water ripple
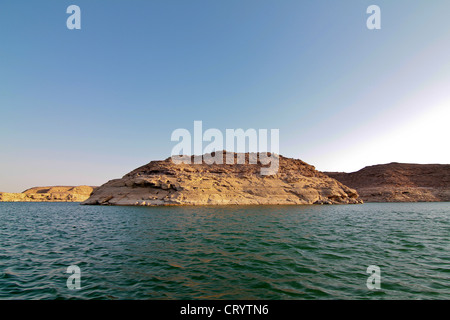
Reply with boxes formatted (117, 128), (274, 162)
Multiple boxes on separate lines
(0, 202), (449, 299)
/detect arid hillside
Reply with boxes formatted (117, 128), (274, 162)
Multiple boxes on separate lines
(82, 152), (362, 206)
(0, 186), (97, 202)
(325, 163), (450, 202)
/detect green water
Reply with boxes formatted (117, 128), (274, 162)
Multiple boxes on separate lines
(0, 202), (449, 299)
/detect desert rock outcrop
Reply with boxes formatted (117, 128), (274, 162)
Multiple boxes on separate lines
(0, 186), (97, 202)
(325, 163), (450, 202)
(82, 152), (362, 206)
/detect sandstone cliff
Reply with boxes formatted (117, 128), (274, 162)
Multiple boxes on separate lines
(0, 186), (97, 202)
(82, 152), (362, 206)
(325, 163), (450, 202)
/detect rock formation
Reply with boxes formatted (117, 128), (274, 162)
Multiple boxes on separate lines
(82, 152), (362, 206)
(0, 186), (97, 202)
(325, 163), (450, 202)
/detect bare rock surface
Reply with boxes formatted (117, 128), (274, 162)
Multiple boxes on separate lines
(82, 152), (362, 206)
(325, 163), (450, 202)
(0, 186), (97, 202)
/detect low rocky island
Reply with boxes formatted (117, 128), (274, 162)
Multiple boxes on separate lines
(82, 152), (362, 206)
(325, 163), (450, 202)
(0, 186), (97, 202)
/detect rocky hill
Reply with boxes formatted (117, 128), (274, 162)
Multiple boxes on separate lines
(0, 186), (97, 202)
(82, 152), (362, 206)
(325, 163), (450, 202)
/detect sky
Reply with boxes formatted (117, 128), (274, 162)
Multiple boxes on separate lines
(1, 0), (449, 192)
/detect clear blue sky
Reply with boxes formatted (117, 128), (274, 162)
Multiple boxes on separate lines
(1, 0), (449, 192)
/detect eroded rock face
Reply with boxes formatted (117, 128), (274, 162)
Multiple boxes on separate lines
(82, 152), (362, 206)
(0, 186), (97, 202)
(325, 163), (450, 202)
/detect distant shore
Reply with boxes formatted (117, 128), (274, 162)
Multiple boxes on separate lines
(0, 186), (97, 203)
(2, 159), (449, 205)
(325, 163), (450, 202)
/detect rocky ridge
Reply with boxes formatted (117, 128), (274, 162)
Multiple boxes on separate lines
(82, 152), (362, 206)
(0, 186), (97, 202)
(325, 163), (450, 202)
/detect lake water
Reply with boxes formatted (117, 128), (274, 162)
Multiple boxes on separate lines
(0, 202), (449, 299)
